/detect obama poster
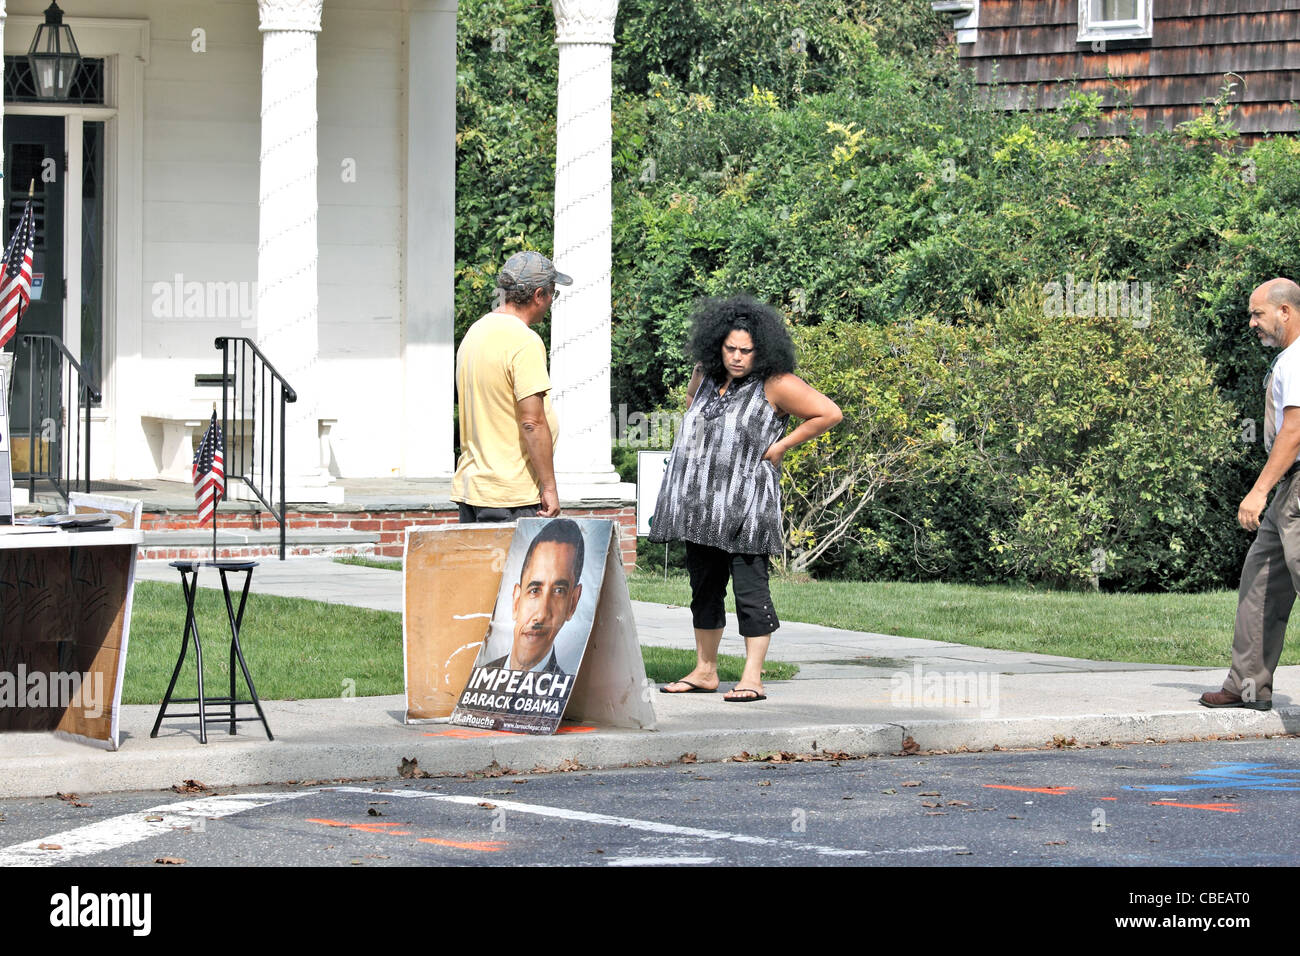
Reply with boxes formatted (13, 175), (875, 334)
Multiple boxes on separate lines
(450, 517), (610, 734)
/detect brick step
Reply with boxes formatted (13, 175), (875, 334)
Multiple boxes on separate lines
(139, 528), (378, 561)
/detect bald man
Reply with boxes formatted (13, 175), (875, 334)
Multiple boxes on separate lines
(1201, 278), (1300, 711)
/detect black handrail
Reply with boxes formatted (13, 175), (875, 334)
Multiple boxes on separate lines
(14, 333), (99, 507)
(214, 337), (297, 560)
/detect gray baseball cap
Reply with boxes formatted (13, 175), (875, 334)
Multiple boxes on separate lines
(498, 251), (573, 290)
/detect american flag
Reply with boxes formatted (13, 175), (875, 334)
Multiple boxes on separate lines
(0, 201), (36, 350)
(193, 411), (225, 525)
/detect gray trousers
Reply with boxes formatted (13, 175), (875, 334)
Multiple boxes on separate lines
(1225, 472), (1300, 703)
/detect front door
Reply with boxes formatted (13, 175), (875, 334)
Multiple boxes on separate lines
(3, 114), (65, 460)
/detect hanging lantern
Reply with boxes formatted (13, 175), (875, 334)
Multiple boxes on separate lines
(27, 2), (83, 100)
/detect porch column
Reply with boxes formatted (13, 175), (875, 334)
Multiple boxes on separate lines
(550, 0), (621, 489)
(404, 0), (456, 477)
(256, 0), (340, 501)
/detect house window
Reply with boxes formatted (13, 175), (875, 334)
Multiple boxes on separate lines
(4, 56), (105, 104)
(1078, 0), (1152, 42)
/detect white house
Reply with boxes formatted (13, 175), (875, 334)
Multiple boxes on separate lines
(0, 0), (622, 504)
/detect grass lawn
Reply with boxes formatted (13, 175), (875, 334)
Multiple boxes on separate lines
(626, 571), (1271, 669)
(124, 580), (794, 704)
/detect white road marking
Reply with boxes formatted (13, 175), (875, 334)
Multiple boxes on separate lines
(326, 787), (967, 858)
(0, 792), (308, 867)
(607, 856), (717, 866)
(3, 786), (967, 865)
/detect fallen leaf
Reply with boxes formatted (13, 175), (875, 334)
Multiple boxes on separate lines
(171, 779), (211, 794)
(367, 854), (390, 860)
(38, 843), (61, 850)
(71, 802), (91, 809)
(946, 800), (970, 807)
(154, 857), (186, 865)
(880, 788), (896, 795)
(366, 808), (382, 817)
(901, 736), (920, 755)
(758, 781), (772, 787)
(1006, 815), (1021, 820)
(920, 791), (941, 796)
(955, 850), (973, 856)
(681, 753), (698, 764)
(477, 802), (496, 810)
(144, 815), (164, 822)
(921, 801), (941, 808)
(55, 792), (78, 802)
(1044, 841), (1067, 846)
(398, 757), (431, 779)
(924, 811), (947, 816)
(483, 789), (515, 796)
(901, 781), (922, 788)
(511, 779), (529, 784)
(693, 776), (713, 781)
(556, 758), (581, 772)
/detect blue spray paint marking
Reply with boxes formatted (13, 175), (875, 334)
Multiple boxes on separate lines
(1124, 762), (1300, 792)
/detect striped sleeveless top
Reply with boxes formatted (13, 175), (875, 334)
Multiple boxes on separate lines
(648, 374), (789, 555)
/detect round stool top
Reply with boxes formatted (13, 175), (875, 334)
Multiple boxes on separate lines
(203, 559), (259, 570)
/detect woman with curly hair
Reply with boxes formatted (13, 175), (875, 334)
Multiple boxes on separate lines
(651, 295), (842, 701)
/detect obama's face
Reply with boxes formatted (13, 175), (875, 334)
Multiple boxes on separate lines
(510, 541), (583, 670)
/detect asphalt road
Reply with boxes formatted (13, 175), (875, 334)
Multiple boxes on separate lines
(2, 736), (1297, 870)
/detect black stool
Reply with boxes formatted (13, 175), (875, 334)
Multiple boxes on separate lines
(151, 560), (274, 744)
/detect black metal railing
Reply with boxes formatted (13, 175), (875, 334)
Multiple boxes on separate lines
(14, 333), (99, 507)
(215, 337), (296, 559)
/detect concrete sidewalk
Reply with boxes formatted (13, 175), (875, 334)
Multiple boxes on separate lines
(2, 558), (1295, 799)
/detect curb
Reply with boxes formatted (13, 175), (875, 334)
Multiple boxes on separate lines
(5, 706), (1298, 799)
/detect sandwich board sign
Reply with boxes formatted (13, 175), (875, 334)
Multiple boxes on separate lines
(0, 366), (13, 525)
(448, 518), (655, 734)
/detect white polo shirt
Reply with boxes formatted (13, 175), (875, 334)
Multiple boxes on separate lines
(1266, 337), (1300, 462)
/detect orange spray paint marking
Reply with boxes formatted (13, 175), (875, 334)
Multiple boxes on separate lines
(555, 726), (596, 735)
(982, 785), (1075, 794)
(418, 837), (506, 852)
(423, 728), (511, 739)
(1149, 801), (1240, 814)
(1100, 797), (1117, 801)
(307, 818), (414, 835)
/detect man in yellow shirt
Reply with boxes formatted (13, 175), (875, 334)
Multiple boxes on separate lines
(452, 251), (571, 521)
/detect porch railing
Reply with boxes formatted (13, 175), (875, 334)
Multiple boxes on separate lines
(15, 333), (99, 508)
(215, 336), (296, 559)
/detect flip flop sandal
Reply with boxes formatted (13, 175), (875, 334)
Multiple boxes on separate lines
(724, 687), (767, 702)
(661, 679), (717, 694)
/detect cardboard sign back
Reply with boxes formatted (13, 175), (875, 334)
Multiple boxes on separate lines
(564, 523), (657, 730)
(403, 524), (515, 721)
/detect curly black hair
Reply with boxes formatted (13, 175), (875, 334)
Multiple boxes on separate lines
(687, 294), (797, 383)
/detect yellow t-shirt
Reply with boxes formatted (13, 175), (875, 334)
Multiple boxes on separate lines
(451, 312), (559, 507)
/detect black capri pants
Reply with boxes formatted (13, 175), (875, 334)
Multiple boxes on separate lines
(685, 542), (780, 637)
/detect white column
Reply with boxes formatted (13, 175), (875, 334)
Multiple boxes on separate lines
(550, 0), (621, 489)
(403, 0), (456, 477)
(256, 0), (340, 502)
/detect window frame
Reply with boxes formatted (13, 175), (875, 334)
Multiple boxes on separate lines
(1077, 0), (1152, 43)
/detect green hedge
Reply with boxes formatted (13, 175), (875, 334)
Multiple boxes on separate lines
(454, 0), (1295, 589)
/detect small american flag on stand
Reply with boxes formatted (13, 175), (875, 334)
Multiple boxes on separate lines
(193, 410), (225, 525)
(0, 199), (36, 350)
